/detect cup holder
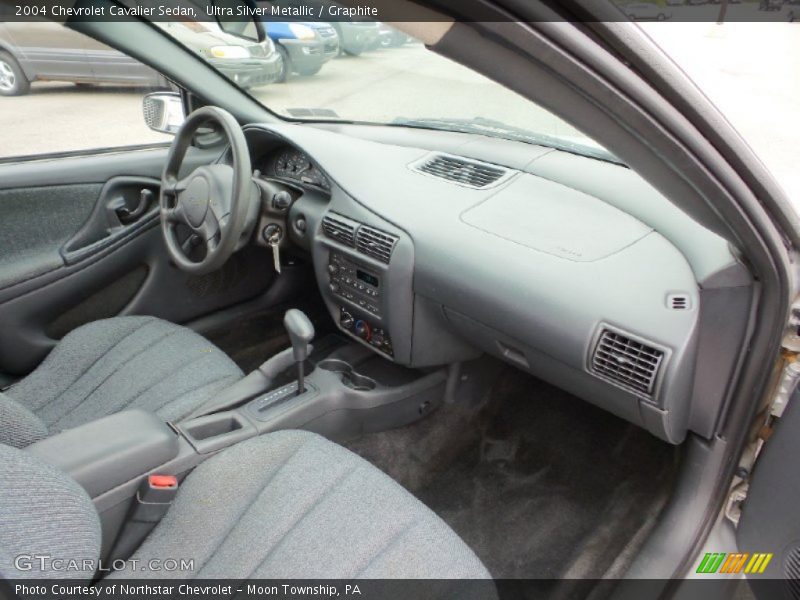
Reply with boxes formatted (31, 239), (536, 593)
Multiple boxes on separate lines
(318, 359), (377, 391)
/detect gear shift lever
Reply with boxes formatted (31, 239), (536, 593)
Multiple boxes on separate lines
(284, 309), (315, 395)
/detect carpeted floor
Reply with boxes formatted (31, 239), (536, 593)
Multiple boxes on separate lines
(204, 299), (335, 374)
(346, 365), (679, 587)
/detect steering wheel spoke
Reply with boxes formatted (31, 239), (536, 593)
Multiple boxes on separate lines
(162, 175), (192, 197)
(162, 202), (186, 225)
(198, 212), (221, 250)
(206, 232), (220, 253)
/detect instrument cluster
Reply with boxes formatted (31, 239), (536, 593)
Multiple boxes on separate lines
(268, 147), (331, 191)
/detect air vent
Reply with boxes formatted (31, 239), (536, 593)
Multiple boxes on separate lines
(786, 546), (800, 599)
(321, 213), (357, 247)
(414, 154), (509, 189)
(667, 293), (691, 310)
(357, 225), (397, 264)
(591, 329), (665, 398)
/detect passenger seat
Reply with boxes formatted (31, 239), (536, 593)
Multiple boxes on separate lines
(0, 430), (494, 589)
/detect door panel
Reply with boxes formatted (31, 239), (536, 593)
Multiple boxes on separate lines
(0, 148), (276, 375)
(0, 183), (101, 289)
(737, 389), (800, 599)
(82, 37), (161, 85)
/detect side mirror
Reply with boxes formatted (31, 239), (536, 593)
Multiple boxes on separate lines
(142, 92), (185, 135)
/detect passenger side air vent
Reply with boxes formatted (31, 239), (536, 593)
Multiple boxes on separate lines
(785, 546), (800, 598)
(414, 154), (509, 189)
(321, 213), (357, 247)
(356, 225), (397, 264)
(590, 329), (665, 398)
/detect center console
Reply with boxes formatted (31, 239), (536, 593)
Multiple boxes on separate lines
(24, 297), (452, 570)
(328, 252), (393, 356)
(310, 205), (415, 364)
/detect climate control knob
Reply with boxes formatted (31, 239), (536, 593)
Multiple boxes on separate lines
(340, 310), (354, 330)
(354, 320), (371, 341)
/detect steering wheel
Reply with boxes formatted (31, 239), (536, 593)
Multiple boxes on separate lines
(160, 106), (256, 275)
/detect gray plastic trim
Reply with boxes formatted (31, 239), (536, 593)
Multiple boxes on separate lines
(26, 409), (179, 499)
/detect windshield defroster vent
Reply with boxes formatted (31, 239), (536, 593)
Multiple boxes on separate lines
(590, 329), (665, 399)
(413, 154), (509, 189)
(321, 213), (357, 247)
(356, 225), (397, 264)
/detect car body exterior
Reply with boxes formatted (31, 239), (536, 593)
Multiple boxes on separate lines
(625, 2), (673, 19)
(0, 21), (281, 96)
(266, 21), (339, 82)
(161, 22), (281, 90)
(377, 23), (414, 48)
(331, 21), (381, 56)
(0, 21), (170, 95)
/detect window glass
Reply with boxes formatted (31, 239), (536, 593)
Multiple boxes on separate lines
(0, 22), (173, 160)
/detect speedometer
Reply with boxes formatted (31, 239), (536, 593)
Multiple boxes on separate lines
(274, 150), (292, 178)
(272, 147), (330, 191)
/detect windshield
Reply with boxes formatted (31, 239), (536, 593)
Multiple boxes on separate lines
(156, 19), (615, 162)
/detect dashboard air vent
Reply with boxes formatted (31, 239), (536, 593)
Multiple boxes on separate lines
(321, 213), (357, 247)
(356, 225), (397, 264)
(415, 154), (508, 189)
(591, 329), (664, 397)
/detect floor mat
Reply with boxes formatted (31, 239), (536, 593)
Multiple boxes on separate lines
(346, 366), (678, 585)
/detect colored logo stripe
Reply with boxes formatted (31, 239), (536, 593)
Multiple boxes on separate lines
(697, 553), (726, 573)
(697, 552), (773, 574)
(745, 553), (773, 574)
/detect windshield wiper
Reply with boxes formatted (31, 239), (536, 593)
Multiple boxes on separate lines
(390, 116), (622, 165)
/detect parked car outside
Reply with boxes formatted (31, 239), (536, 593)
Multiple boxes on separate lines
(0, 20), (281, 97)
(161, 21), (282, 90)
(624, 2), (673, 20)
(266, 21), (339, 82)
(377, 23), (413, 48)
(0, 21), (171, 96)
(331, 21), (381, 55)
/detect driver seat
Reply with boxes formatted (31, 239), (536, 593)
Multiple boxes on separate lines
(0, 316), (243, 448)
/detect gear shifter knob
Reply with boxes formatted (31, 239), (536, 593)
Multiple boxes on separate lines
(284, 309), (315, 362)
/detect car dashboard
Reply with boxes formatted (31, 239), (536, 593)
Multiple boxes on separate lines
(239, 122), (752, 445)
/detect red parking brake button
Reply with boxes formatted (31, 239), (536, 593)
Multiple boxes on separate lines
(149, 474), (178, 489)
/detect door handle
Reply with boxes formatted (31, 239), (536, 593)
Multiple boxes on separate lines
(115, 188), (155, 224)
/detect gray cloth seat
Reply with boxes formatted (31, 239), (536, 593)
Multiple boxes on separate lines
(0, 316), (242, 448)
(0, 430), (493, 585)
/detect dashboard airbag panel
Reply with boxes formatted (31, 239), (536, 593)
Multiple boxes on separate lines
(461, 176), (651, 261)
